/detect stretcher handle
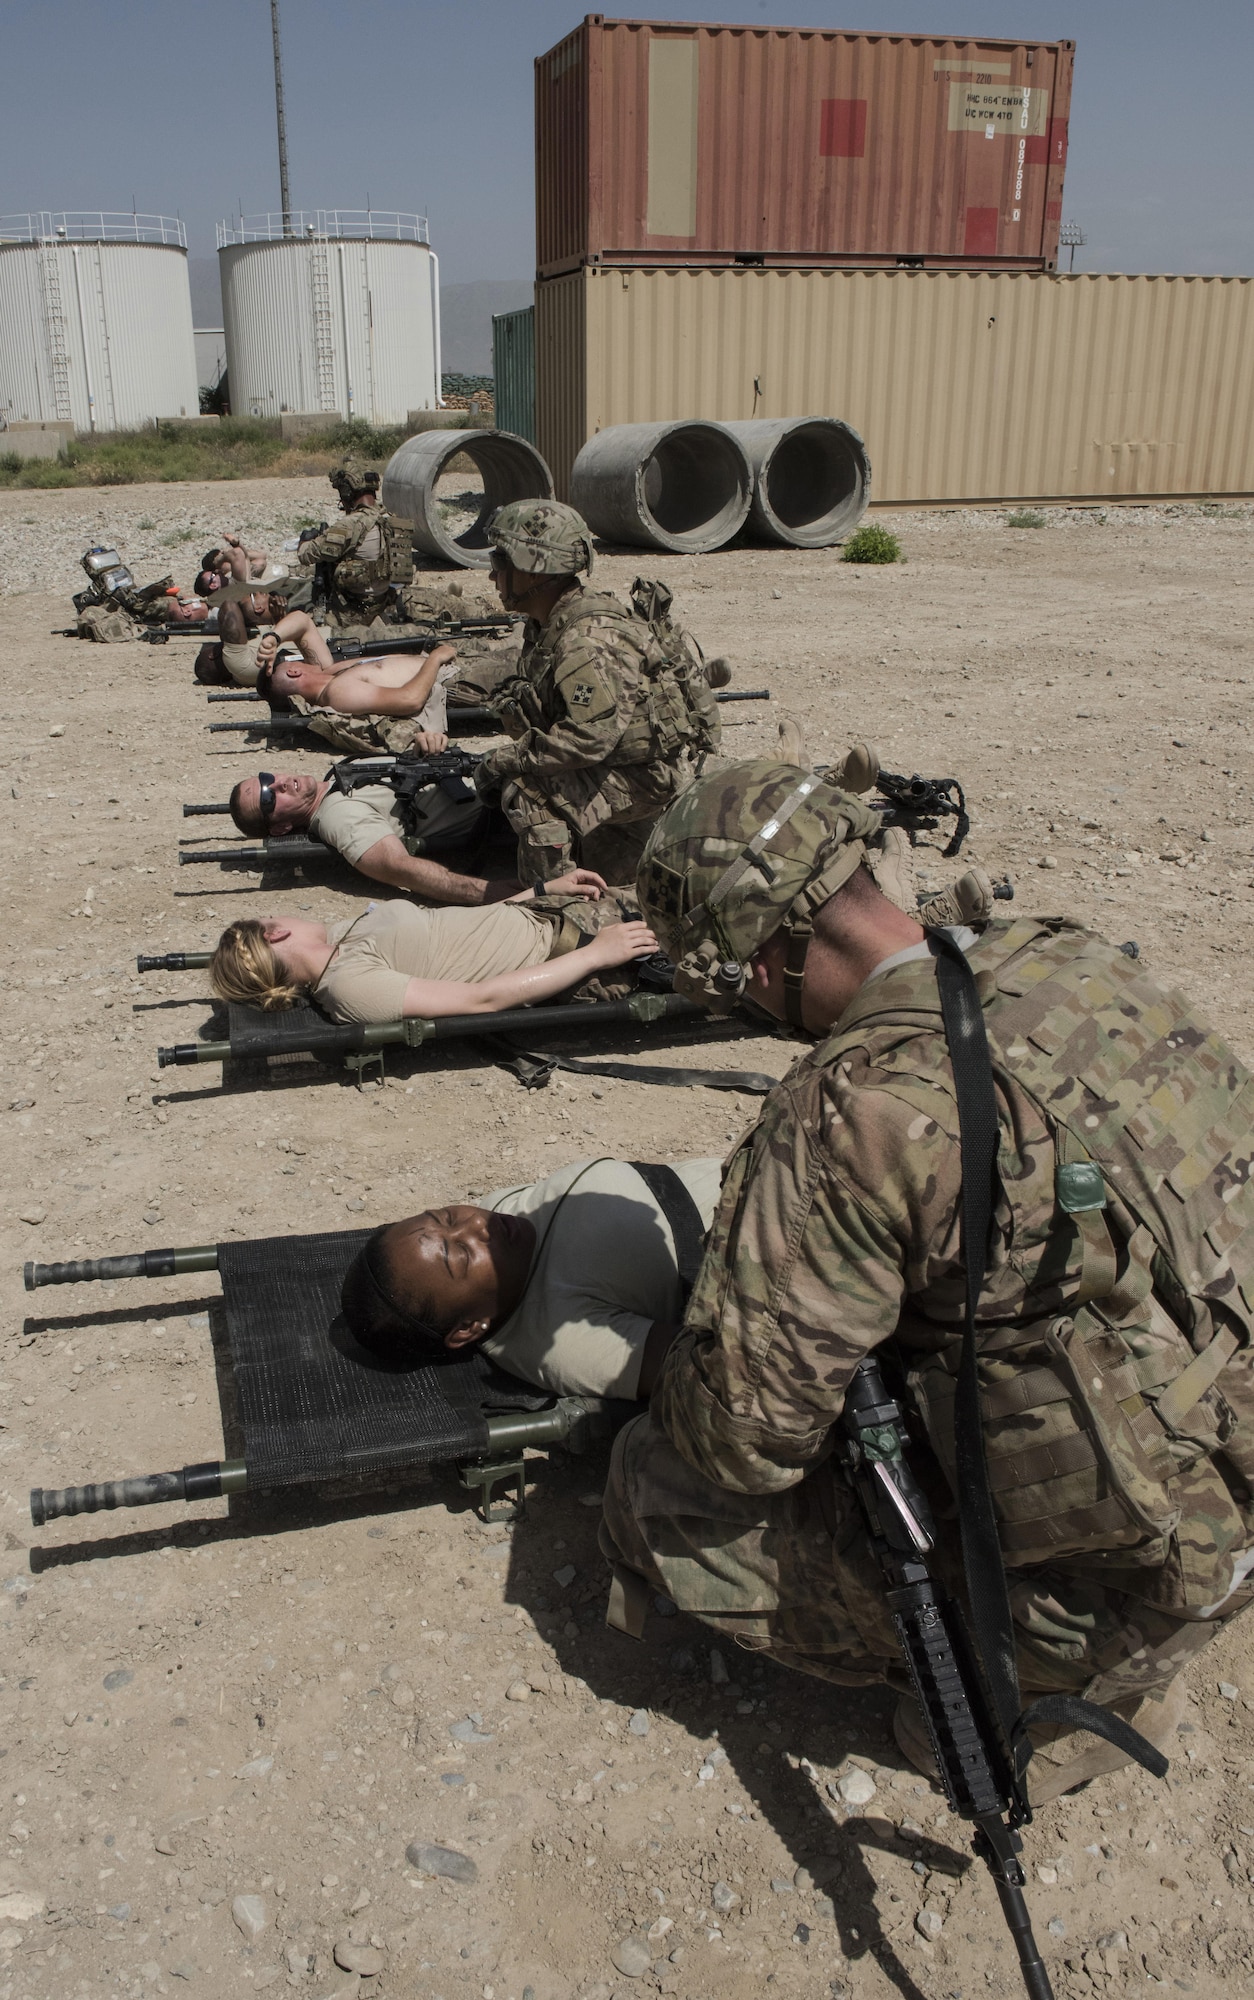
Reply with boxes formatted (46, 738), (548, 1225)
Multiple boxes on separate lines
(137, 952), (213, 973)
(31, 1459), (247, 1525)
(24, 1244), (219, 1289)
(183, 802), (233, 815)
(178, 839), (327, 864)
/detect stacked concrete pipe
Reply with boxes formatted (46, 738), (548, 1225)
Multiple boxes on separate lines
(722, 418), (872, 546)
(570, 420), (753, 554)
(382, 428), (554, 568)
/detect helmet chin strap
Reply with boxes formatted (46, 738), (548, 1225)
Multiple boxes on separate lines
(781, 921), (813, 1031)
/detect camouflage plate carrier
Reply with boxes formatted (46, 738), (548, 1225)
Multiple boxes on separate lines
(830, 915), (1254, 1614)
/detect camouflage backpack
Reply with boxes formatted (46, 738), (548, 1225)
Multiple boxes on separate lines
(831, 916), (1254, 1610)
(335, 507), (414, 600)
(628, 578), (721, 765)
(77, 601), (142, 643)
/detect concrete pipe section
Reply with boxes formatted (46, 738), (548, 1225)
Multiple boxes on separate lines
(382, 428), (554, 568)
(722, 418), (871, 547)
(570, 421), (752, 554)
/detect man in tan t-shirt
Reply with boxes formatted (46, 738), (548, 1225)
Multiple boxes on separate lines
(228, 762), (607, 907)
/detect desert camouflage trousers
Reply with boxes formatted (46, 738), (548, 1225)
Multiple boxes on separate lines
(502, 760), (688, 885)
(600, 1411), (1253, 1710)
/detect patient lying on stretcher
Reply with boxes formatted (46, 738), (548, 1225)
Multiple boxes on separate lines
(340, 1157), (722, 1401)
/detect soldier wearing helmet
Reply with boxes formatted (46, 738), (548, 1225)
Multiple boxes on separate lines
(296, 461), (415, 625)
(477, 500), (720, 885)
(598, 757), (1254, 1804)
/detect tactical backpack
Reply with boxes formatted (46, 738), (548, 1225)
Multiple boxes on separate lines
(629, 578), (721, 766)
(335, 509), (414, 601)
(829, 917), (1254, 1612)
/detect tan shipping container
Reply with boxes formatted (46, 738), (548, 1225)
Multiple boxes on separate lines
(536, 267), (1254, 505)
(536, 17), (1073, 277)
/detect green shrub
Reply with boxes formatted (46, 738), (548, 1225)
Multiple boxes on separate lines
(1006, 508), (1047, 528)
(842, 523), (901, 564)
(302, 417), (406, 462)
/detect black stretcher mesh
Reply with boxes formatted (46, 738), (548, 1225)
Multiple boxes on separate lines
(216, 1230), (546, 1490)
(226, 1001), (354, 1059)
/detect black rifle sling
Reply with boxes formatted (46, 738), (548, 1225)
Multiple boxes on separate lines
(489, 1039), (776, 1097)
(931, 932), (1168, 1806)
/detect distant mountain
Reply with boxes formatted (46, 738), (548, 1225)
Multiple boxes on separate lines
(188, 256), (223, 328)
(440, 280), (534, 376)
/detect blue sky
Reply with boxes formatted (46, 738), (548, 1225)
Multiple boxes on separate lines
(1, 2), (1251, 283)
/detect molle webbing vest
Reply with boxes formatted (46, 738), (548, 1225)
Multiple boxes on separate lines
(526, 584), (718, 764)
(831, 917), (1254, 1608)
(335, 508), (414, 600)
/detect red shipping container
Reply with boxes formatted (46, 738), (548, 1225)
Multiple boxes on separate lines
(536, 17), (1073, 277)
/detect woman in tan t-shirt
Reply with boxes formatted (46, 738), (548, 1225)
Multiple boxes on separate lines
(209, 901), (658, 1025)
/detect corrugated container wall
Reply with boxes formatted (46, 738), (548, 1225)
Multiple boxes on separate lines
(492, 306), (537, 442)
(536, 18), (1072, 275)
(0, 222), (199, 431)
(536, 268), (1254, 504)
(219, 217), (438, 424)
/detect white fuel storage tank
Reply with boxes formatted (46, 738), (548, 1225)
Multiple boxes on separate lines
(218, 212), (439, 425)
(0, 213), (199, 432)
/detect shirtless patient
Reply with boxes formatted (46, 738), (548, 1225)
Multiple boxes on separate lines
(262, 644), (456, 724)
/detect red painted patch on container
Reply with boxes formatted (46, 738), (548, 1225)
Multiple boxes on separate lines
(819, 99), (867, 159)
(963, 207), (1000, 258)
(1046, 200), (1062, 221)
(1049, 117), (1069, 166)
(1023, 134), (1049, 165)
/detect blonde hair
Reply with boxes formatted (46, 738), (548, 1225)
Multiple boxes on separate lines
(210, 919), (303, 1012)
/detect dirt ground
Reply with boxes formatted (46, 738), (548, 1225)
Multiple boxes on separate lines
(1, 478), (1253, 2000)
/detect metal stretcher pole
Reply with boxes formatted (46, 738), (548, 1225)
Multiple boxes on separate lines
(28, 1409), (592, 1526)
(25, 1245), (219, 1288)
(31, 1460), (248, 1526)
(206, 690), (772, 733)
(157, 990), (702, 1066)
(178, 837), (328, 864)
(137, 952), (213, 972)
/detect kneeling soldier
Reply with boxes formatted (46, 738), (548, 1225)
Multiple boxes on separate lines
(601, 757), (1254, 1805)
(476, 501), (719, 885)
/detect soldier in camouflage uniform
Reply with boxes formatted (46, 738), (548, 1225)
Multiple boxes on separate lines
(296, 462), (414, 626)
(602, 759), (1254, 1802)
(475, 501), (719, 885)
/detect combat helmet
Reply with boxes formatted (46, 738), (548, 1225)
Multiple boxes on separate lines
(329, 460), (380, 503)
(488, 499), (594, 577)
(637, 759), (883, 1027)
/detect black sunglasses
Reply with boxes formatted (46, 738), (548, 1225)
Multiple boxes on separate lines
(257, 772), (276, 819)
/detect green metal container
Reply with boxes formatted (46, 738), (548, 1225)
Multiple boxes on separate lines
(492, 304), (535, 444)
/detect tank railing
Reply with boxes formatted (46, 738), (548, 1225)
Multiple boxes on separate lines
(216, 211), (429, 247)
(0, 212), (187, 247)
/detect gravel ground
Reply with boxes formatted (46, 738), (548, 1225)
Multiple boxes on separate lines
(0, 482), (1252, 2000)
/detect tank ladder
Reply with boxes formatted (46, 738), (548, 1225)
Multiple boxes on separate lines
(308, 233), (338, 413)
(36, 227), (73, 424)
